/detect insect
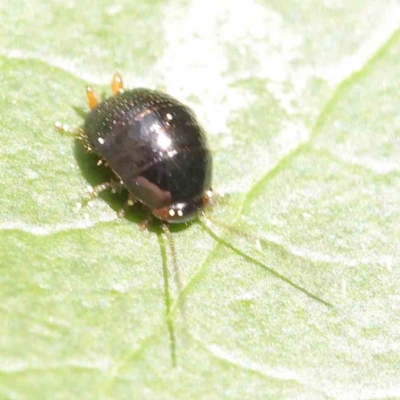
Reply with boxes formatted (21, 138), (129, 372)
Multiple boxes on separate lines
(56, 72), (214, 226)
(54, 71), (334, 370)
(56, 73), (331, 322)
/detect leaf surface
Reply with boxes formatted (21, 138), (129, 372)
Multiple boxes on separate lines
(1, 1), (400, 399)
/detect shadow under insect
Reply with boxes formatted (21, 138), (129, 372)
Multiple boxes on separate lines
(72, 138), (151, 227)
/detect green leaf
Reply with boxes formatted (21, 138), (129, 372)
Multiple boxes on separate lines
(1, 1), (400, 399)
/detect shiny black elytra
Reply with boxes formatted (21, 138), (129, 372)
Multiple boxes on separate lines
(57, 73), (213, 224)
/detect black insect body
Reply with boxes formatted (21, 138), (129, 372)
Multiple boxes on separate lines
(58, 73), (213, 224)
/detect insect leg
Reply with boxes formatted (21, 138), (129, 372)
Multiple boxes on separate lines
(79, 181), (125, 208)
(86, 180), (123, 198)
(117, 195), (137, 218)
(54, 122), (83, 138)
(139, 213), (154, 231)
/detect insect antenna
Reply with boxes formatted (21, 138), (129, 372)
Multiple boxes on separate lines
(198, 214), (333, 308)
(161, 224), (185, 310)
(157, 225), (177, 367)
